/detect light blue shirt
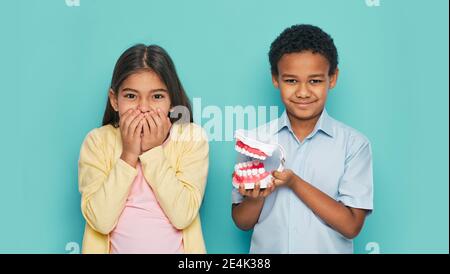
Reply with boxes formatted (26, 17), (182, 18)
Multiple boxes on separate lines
(232, 109), (373, 254)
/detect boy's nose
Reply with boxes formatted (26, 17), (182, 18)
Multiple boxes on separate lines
(295, 84), (311, 98)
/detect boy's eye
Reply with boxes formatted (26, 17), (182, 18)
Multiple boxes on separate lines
(124, 94), (136, 99)
(309, 79), (323, 84)
(284, 79), (298, 84)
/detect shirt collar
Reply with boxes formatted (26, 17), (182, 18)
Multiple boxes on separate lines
(276, 109), (334, 139)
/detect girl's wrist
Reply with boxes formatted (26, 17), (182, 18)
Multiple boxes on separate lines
(141, 144), (155, 154)
(120, 152), (139, 168)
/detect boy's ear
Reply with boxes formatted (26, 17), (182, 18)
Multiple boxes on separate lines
(329, 68), (339, 90)
(108, 89), (119, 112)
(272, 74), (280, 89)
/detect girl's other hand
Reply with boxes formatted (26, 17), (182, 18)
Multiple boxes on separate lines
(141, 108), (172, 152)
(119, 108), (144, 167)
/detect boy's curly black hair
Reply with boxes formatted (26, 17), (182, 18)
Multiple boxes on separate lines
(269, 24), (338, 76)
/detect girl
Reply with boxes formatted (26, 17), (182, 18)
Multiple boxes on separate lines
(78, 44), (209, 254)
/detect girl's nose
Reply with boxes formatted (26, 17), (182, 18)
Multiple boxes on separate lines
(137, 100), (151, 113)
(138, 105), (150, 113)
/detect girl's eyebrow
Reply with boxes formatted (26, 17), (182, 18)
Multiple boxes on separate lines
(121, 88), (168, 93)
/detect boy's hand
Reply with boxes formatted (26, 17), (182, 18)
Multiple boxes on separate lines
(119, 109), (145, 167)
(272, 169), (297, 188)
(236, 169), (298, 199)
(141, 108), (172, 153)
(238, 181), (276, 200)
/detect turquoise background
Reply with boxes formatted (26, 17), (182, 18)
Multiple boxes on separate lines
(0, 0), (448, 254)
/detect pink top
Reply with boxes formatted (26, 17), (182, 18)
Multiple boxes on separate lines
(110, 161), (184, 254)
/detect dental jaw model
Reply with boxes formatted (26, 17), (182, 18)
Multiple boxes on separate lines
(232, 129), (285, 189)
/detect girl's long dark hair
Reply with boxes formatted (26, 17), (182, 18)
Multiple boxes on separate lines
(102, 44), (193, 128)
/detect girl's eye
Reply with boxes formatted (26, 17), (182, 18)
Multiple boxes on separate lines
(309, 79), (323, 84)
(124, 94), (136, 99)
(153, 94), (165, 99)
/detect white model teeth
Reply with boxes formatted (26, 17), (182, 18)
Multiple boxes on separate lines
(235, 166), (268, 180)
(254, 154), (264, 160)
(236, 144), (268, 160)
(234, 160), (267, 178)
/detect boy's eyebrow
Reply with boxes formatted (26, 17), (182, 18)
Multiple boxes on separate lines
(309, 74), (326, 78)
(281, 73), (326, 78)
(121, 87), (168, 93)
(281, 73), (299, 78)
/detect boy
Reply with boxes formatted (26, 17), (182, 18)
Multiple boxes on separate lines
(231, 24), (373, 253)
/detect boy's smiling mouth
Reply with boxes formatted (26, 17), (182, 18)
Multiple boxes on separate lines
(290, 99), (317, 106)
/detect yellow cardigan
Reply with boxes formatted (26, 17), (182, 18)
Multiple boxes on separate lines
(78, 122), (209, 254)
